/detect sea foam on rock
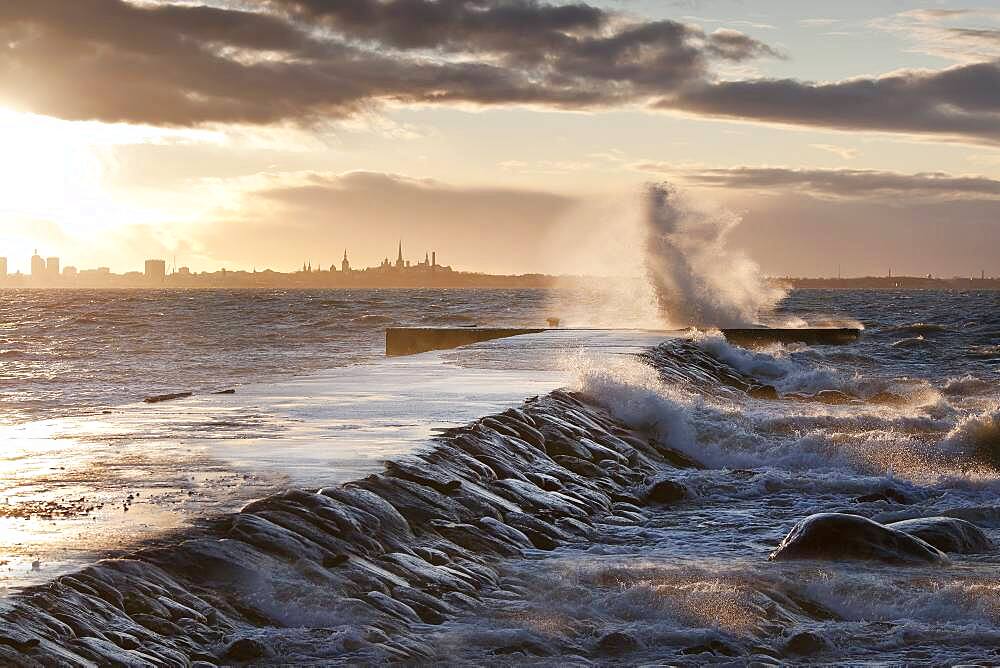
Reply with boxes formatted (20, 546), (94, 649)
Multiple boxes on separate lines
(770, 513), (949, 564)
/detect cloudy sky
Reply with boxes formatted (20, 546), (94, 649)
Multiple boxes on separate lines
(1, 0), (998, 276)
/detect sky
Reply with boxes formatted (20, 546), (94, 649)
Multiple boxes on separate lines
(0, 0), (998, 277)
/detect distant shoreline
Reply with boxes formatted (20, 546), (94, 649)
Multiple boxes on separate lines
(0, 274), (997, 290)
(776, 277), (1000, 290)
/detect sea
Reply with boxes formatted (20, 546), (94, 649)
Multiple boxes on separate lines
(1, 287), (999, 665)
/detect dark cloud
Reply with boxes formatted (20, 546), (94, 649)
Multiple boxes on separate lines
(664, 60), (1000, 145)
(672, 166), (1000, 199)
(727, 192), (1000, 277)
(2, 0), (995, 145)
(0, 0), (772, 126)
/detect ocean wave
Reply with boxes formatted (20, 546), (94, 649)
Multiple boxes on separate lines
(967, 344), (1000, 359)
(942, 375), (993, 397)
(941, 405), (1000, 463)
(882, 323), (953, 337)
(892, 335), (932, 349)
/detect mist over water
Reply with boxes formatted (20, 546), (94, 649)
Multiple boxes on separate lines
(643, 183), (786, 328)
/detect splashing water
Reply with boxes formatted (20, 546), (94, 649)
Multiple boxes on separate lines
(643, 183), (785, 328)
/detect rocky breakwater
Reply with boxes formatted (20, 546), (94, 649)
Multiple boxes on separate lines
(0, 387), (699, 666)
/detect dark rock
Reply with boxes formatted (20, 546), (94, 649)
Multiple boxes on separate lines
(748, 384), (779, 400)
(887, 516), (993, 554)
(525, 472), (561, 491)
(648, 441), (703, 469)
(681, 639), (742, 656)
(385, 459), (462, 495)
(770, 513), (948, 564)
(224, 637), (271, 661)
(130, 613), (183, 635)
(595, 631), (641, 655)
(643, 478), (690, 505)
(413, 547), (449, 566)
(365, 591), (421, 623)
(783, 630), (831, 656)
(854, 486), (913, 505)
(553, 455), (605, 478)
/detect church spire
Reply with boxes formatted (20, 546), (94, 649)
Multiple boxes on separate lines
(397, 240), (403, 263)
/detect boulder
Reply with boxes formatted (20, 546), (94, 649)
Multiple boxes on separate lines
(224, 637), (271, 661)
(887, 516), (993, 554)
(643, 478), (690, 505)
(783, 630), (831, 656)
(595, 631), (641, 655)
(769, 513), (948, 564)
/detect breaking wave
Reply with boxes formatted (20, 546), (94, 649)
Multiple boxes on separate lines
(642, 183), (785, 328)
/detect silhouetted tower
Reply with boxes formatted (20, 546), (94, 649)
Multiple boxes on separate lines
(30, 250), (45, 277)
(342, 250), (351, 273)
(395, 241), (404, 269)
(431, 251), (436, 269)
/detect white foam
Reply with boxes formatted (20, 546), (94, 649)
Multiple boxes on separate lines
(642, 184), (785, 328)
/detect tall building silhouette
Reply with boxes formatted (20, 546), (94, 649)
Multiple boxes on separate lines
(46, 257), (60, 280)
(30, 250), (45, 277)
(341, 250), (351, 273)
(145, 259), (166, 283)
(395, 241), (404, 269)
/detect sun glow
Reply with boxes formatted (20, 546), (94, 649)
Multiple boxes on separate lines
(0, 108), (215, 270)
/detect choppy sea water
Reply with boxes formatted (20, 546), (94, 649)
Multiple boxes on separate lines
(2, 287), (1000, 665)
(0, 288), (554, 425)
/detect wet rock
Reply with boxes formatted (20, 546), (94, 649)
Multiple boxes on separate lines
(224, 637), (270, 661)
(643, 478), (690, 505)
(131, 613), (183, 635)
(525, 472), (561, 491)
(553, 455), (606, 479)
(681, 638), (742, 657)
(542, 435), (592, 461)
(365, 591), (421, 623)
(429, 520), (524, 557)
(385, 459), (462, 495)
(595, 630), (641, 655)
(380, 552), (478, 594)
(853, 486), (914, 505)
(887, 516), (993, 554)
(122, 590), (171, 618)
(478, 517), (533, 549)
(391, 586), (453, 624)
(783, 630), (831, 656)
(770, 513), (948, 564)
(413, 547), (449, 566)
(0, 645), (44, 668)
(493, 479), (589, 519)
(748, 384), (779, 400)
(556, 517), (597, 539)
(476, 455), (530, 482)
(490, 629), (559, 657)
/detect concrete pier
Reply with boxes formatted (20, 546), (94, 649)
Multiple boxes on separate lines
(386, 327), (545, 356)
(385, 326), (862, 356)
